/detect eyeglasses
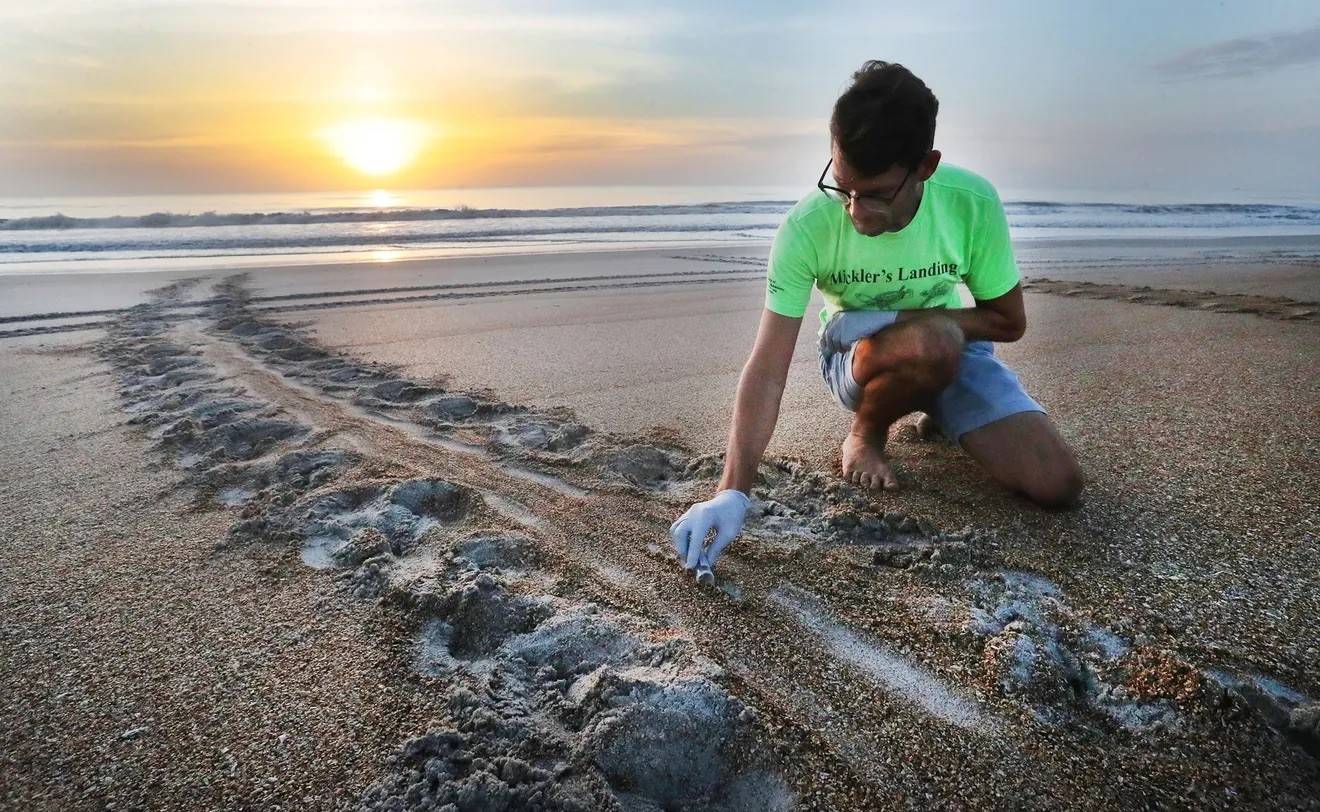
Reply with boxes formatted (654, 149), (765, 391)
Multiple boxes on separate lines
(817, 159), (914, 213)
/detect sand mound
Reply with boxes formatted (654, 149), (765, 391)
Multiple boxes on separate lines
(449, 533), (539, 574)
(301, 478), (475, 564)
(200, 449), (351, 508)
(599, 444), (688, 489)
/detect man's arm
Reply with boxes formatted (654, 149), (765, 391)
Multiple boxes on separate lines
(717, 308), (803, 493)
(896, 282), (1026, 343)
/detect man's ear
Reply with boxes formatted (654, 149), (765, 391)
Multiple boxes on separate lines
(922, 149), (942, 180)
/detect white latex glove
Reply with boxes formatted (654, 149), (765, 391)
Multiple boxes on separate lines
(669, 489), (750, 572)
(819, 309), (900, 356)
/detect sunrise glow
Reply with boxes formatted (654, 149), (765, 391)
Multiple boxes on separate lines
(321, 117), (430, 178)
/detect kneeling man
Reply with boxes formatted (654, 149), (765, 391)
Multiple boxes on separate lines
(671, 60), (1084, 574)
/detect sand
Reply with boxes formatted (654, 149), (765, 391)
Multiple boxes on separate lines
(0, 333), (450, 809)
(1, 241), (1318, 809)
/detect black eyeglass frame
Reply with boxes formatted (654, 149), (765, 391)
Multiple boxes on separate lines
(817, 159), (915, 213)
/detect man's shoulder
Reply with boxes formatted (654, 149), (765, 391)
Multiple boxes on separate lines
(782, 188), (838, 228)
(927, 162), (1003, 205)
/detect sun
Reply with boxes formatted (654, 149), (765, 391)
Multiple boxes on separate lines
(321, 117), (428, 177)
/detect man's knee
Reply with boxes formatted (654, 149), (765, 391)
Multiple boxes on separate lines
(854, 317), (963, 389)
(1021, 458), (1085, 508)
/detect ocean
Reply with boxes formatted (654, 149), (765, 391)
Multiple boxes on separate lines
(3, 185), (1320, 275)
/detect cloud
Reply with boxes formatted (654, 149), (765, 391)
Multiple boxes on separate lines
(1152, 20), (1320, 80)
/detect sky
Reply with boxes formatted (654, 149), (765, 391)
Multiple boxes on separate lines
(2, 0), (1318, 201)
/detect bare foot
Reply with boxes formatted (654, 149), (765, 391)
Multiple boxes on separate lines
(841, 432), (899, 491)
(914, 412), (941, 441)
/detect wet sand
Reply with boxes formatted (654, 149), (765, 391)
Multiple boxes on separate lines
(1, 243), (1318, 809)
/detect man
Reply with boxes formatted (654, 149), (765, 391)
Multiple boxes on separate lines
(670, 60), (1083, 575)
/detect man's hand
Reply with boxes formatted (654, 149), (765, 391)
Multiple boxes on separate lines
(669, 489), (750, 571)
(819, 309), (899, 356)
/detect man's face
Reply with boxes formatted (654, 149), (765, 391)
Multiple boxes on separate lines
(828, 143), (938, 237)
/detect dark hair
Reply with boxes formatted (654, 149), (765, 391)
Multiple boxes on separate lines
(830, 60), (939, 176)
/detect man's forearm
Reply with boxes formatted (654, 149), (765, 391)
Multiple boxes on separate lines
(717, 363), (785, 494)
(897, 306), (1023, 343)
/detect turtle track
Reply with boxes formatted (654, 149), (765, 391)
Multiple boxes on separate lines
(91, 275), (1320, 809)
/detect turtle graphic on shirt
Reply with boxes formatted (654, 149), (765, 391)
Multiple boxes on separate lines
(857, 285), (911, 310)
(917, 279), (955, 309)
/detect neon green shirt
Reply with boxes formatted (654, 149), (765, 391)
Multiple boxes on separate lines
(764, 162), (1021, 334)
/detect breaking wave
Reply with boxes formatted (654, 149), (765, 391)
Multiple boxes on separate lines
(2, 198), (1318, 268)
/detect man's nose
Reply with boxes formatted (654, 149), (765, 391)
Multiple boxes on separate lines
(847, 197), (882, 217)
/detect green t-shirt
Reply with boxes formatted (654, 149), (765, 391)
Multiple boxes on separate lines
(764, 161), (1021, 334)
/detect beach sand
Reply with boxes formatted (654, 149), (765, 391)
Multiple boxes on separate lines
(1, 242), (1317, 809)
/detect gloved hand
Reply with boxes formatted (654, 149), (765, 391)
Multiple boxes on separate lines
(819, 309), (900, 357)
(669, 489), (750, 571)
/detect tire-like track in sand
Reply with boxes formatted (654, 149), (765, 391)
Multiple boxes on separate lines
(94, 276), (1320, 810)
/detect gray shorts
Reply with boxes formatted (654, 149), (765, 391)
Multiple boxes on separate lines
(819, 335), (1046, 450)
